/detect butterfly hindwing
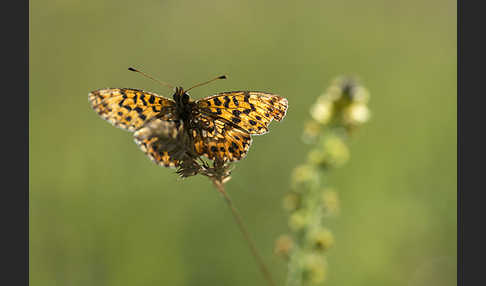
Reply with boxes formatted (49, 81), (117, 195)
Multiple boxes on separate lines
(133, 119), (188, 168)
(191, 113), (253, 161)
(88, 88), (176, 131)
(134, 136), (180, 168)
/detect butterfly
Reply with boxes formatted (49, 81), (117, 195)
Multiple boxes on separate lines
(88, 69), (288, 168)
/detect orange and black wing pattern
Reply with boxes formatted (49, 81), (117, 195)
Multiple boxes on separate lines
(88, 88), (176, 132)
(132, 119), (184, 168)
(133, 136), (180, 168)
(191, 113), (253, 161)
(196, 91), (288, 135)
(193, 91), (288, 161)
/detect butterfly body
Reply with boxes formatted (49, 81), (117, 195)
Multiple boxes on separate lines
(172, 86), (195, 122)
(89, 85), (288, 168)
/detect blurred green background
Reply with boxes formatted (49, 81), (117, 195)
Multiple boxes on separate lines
(30, 0), (456, 285)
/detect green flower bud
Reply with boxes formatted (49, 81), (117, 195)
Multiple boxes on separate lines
(309, 135), (350, 168)
(302, 254), (327, 284)
(291, 164), (319, 190)
(343, 102), (371, 126)
(308, 228), (334, 251)
(310, 100), (333, 124)
(322, 189), (340, 216)
(302, 120), (322, 144)
(289, 210), (310, 231)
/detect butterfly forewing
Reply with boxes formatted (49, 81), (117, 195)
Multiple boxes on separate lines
(88, 88), (176, 131)
(196, 91), (288, 135)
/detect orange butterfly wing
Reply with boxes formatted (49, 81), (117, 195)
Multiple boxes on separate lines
(88, 88), (176, 131)
(133, 136), (180, 167)
(193, 91), (288, 161)
(196, 91), (288, 134)
(132, 119), (186, 168)
(190, 113), (253, 161)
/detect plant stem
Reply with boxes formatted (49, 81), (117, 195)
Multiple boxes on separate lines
(212, 179), (277, 286)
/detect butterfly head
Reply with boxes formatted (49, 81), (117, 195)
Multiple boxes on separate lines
(173, 86), (191, 106)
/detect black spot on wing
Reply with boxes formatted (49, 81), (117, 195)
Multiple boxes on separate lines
(223, 96), (230, 108)
(140, 94), (147, 105)
(244, 92), (250, 102)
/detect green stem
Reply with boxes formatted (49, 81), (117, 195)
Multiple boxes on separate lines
(212, 179), (277, 286)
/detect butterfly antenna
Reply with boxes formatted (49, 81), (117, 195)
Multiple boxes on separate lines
(128, 67), (174, 90)
(185, 75), (227, 92)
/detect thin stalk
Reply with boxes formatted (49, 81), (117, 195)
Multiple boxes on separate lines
(212, 179), (277, 286)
